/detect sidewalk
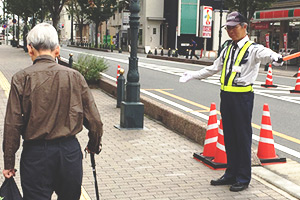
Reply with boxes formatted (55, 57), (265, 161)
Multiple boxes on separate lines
(0, 45), (299, 200)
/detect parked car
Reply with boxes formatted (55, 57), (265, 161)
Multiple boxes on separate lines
(0, 33), (13, 40)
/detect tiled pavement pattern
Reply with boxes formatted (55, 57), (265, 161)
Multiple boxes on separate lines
(0, 45), (297, 200)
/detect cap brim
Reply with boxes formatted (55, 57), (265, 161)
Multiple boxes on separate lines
(225, 21), (240, 26)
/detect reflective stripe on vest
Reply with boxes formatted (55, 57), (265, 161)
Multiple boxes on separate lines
(220, 41), (253, 92)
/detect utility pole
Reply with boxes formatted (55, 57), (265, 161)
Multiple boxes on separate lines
(3, 0), (7, 45)
(218, 0), (223, 56)
(71, 0), (74, 44)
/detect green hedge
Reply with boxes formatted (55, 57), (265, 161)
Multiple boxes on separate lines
(73, 54), (108, 83)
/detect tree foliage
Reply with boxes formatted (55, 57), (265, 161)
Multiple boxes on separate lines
(225, 0), (277, 22)
(77, 0), (117, 46)
(66, 0), (89, 42)
(6, 0), (43, 48)
(6, 0), (42, 19)
(45, 0), (68, 30)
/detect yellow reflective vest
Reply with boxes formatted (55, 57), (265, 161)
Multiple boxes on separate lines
(220, 41), (253, 92)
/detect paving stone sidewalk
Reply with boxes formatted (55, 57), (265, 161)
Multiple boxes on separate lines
(0, 45), (298, 200)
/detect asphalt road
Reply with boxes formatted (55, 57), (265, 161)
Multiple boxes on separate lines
(60, 46), (300, 163)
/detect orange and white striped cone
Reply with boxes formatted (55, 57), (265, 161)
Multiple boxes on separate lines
(290, 67), (300, 93)
(193, 103), (228, 169)
(116, 65), (120, 84)
(257, 104), (286, 165)
(261, 64), (277, 88)
(201, 102), (218, 157)
(194, 117), (227, 170)
(212, 119), (227, 164)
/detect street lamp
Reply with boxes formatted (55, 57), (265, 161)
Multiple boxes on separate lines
(100, 4), (107, 47)
(120, 0), (144, 129)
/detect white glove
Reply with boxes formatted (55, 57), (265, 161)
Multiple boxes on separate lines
(179, 71), (198, 83)
(271, 52), (283, 66)
(272, 60), (284, 67)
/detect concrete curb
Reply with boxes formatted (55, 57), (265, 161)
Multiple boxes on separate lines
(252, 166), (300, 199)
(98, 78), (207, 145)
(147, 54), (214, 66)
(99, 77), (262, 166)
(67, 45), (110, 52)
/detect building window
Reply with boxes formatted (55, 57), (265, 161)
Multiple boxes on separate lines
(160, 24), (163, 45)
(153, 28), (156, 34)
(138, 29), (143, 46)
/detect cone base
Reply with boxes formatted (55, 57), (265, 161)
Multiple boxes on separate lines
(261, 84), (278, 88)
(259, 157), (286, 165)
(193, 152), (227, 170)
(290, 90), (300, 93)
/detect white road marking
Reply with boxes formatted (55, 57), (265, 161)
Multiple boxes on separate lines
(61, 48), (300, 105)
(100, 72), (300, 159)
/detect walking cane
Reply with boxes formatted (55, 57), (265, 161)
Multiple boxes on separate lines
(90, 153), (100, 200)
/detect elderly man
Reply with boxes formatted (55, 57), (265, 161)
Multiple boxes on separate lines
(2, 23), (103, 200)
(180, 11), (283, 192)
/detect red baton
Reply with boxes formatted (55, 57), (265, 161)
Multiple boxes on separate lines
(278, 51), (300, 62)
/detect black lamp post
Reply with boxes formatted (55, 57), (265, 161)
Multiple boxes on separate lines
(100, 4), (105, 46)
(120, 0), (144, 129)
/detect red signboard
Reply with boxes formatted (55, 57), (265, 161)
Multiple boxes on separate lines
(265, 33), (270, 48)
(284, 33), (288, 52)
(200, 6), (213, 38)
(254, 22), (269, 30)
(256, 8), (300, 20)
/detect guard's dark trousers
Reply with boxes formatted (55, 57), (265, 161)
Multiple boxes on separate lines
(220, 91), (254, 185)
(20, 137), (83, 200)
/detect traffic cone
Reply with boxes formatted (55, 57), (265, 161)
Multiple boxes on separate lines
(194, 118), (227, 170)
(116, 65), (120, 84)
(261, 64), (277, 88)
(212, 119), (227, 164)
(198, 103), (218, 158)
(257, 104), (286, 165)
(290, 67), (300, 93)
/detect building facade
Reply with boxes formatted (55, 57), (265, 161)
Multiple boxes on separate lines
(251, 0), (300, 62)
(59, 0), (230, 54)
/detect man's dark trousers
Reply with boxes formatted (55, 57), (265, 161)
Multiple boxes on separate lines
(190, 49), (199, 59)
(20, 137), (83, 200)
(220, 91), (254, 185)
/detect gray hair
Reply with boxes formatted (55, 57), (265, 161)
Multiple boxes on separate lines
(27, 23), (59, 51)
(240, 22), (248, 34)
(240, 22), (248, 27)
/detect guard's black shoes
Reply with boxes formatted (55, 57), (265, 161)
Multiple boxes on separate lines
(210, 176), (236, 186)
(229, 182), (249, 192)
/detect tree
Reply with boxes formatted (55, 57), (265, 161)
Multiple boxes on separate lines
(67, 0), (89, 42)
(225, 0), (277, 22)
(78, 0), (117, 47)
(6, 0), (42, 49)
(45, 0), (68, 30)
